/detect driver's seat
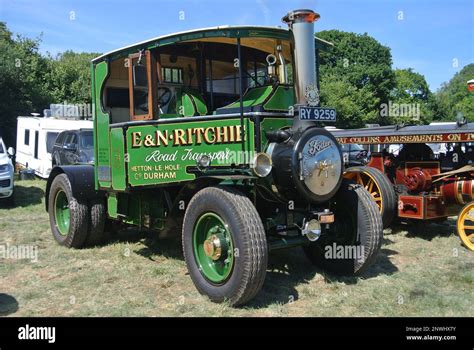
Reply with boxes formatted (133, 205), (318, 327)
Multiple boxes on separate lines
(161, 88), (208, 118)
(182, 89), (208, 117)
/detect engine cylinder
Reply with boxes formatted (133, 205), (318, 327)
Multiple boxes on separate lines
(402, 168), (432, 192)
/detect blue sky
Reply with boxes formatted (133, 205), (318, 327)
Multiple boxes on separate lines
(0, 0), (472, 91)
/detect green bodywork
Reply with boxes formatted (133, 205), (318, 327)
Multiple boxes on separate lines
(125, 118), (254, 187)
(89, 26), (308, 229)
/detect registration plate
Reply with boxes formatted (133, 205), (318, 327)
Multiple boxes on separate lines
(299, 106), (337, 122)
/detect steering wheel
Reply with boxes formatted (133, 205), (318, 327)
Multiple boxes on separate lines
(157, 87), (172, 106)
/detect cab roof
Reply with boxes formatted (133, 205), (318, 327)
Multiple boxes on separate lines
(92, 25), (333, 63)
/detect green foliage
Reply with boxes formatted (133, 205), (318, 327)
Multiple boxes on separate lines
(434, 64), (474, 121)
(320, 76), (377, 129)
(0, 22), (98, 146)
(45, 51), (99, 104)
(389, 68), (435, 124)
(317, 30), (396, 127)
(0, 22), (51, 145)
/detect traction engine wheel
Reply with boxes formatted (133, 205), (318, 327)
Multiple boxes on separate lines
(182, 186), (268, 306)
(344, 166), (397, 228)
(456, 202), (474, 251)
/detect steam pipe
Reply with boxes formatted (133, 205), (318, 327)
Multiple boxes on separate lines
(277, 45), (288, 84)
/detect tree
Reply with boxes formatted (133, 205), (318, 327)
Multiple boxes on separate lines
(389, 68), (435, 124)
(45, 51), (99, 105)
(0, 22), (52, 146)
(434, 64), (474, 121)
(0, 22), (100, 146)
(320, 76), (378, 128)
(317, 30), (396, 127)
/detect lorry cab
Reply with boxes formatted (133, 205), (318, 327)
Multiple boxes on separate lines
(46, 9), (383, 306)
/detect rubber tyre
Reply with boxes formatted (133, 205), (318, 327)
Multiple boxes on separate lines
(182, 186), (268, 306)
(303, 179), (383, 275)
(344, 166), (397, 228)
(48, 174), (89, 248)
(85, 197), (107, 246)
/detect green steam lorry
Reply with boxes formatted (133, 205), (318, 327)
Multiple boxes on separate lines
(46, 9), (383, 305)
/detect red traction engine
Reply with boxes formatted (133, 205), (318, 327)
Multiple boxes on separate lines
(334, 123), (474, 251)
(393, 161), (474, 222)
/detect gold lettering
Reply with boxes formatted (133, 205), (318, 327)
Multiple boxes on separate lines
(144, 134), (155, 147)
(235, 125), (243, 142)
(173, 129), (187, 146)
(194, 128), (205, 144)
(216, 126), (229, 143)
(155, 130), (168, 146)
(204, 127), (216, 144)
(132, 132), (142, 147)
(186, 128), (193, 144)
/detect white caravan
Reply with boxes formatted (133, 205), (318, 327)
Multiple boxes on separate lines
(16, 116), (93, 178)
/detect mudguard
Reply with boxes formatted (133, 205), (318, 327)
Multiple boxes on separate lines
(45, 165), (102, 211)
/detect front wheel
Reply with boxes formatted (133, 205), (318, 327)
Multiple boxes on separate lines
(182, 186), (268, 306)
(303, 179), (383, 275)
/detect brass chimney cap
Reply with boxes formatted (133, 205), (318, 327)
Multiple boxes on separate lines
(282, 9), (320, 24)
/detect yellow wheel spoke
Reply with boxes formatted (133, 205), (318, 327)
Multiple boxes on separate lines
(462, 225), (474, 230)
(367, 180), (374, 193)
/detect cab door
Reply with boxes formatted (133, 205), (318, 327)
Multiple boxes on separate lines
(127, 50), (158, 121)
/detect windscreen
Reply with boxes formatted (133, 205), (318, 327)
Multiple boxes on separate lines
(80, 132), (94, 149)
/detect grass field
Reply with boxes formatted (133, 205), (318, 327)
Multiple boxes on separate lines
(0, 179), (472, 317)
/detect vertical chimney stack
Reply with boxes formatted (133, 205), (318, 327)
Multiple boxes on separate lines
(282, 9), (320, 106)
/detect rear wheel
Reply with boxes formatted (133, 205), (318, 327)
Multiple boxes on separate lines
(182, 186), (268, 306)
(344, 166), (396, 228)
(48, 174), (89, 248)
(303, 179), (383, 275)
(85, 197), (107, 246)
(457, 202), (474, 251)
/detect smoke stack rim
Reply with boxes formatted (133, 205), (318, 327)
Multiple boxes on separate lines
(282, 9), (320, 25)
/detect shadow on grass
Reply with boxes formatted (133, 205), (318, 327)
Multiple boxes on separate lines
(0, 293), (19, 316)
(135, 235), (183, 261)
(391, 219), (456, 241)
(103, 226), (183, 261)
(247, 248), (317, 308)
(0, 185), (44, 209)
(99, 227), (399, 309)
(246, 245), (399, 308)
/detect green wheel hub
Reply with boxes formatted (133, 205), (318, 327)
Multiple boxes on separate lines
(193, 213), (234, 283)
(54, 190), (70, 236)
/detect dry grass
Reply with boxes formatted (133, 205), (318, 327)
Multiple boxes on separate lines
(0, 179), (472, 317)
